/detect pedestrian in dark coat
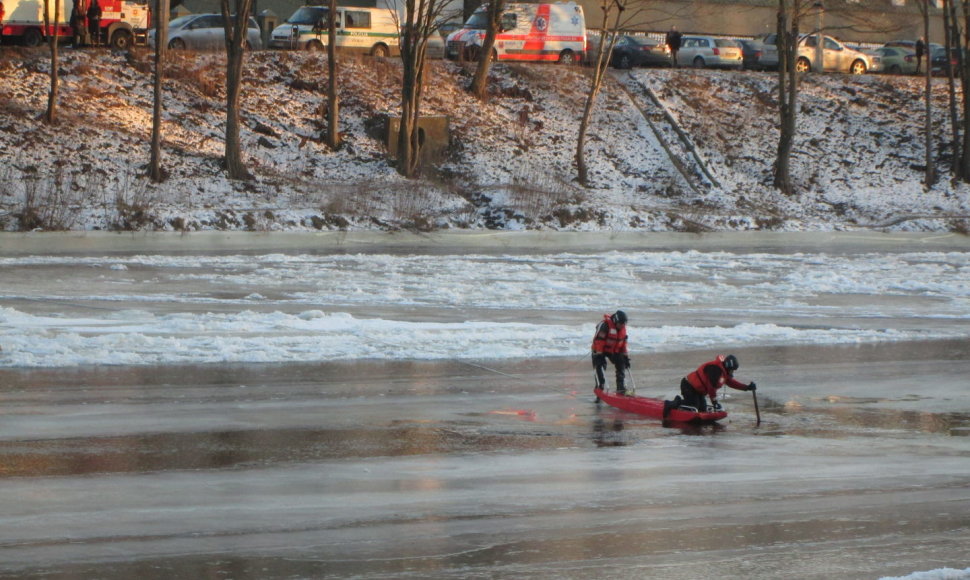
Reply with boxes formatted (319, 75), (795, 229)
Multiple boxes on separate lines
(665, 26), (682, 68)
(915, 37), (925, 74)
(71, 0), (88, 47)
(87, 0), (102, 46)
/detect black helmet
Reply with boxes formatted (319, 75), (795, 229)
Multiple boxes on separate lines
(612, 310), (628, 325)
(723, 354), (739, 372)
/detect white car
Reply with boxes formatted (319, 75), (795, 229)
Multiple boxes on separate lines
(149, 14), (263, 51)
(676, 36), (743, 69)
(795, 35), (870, 74)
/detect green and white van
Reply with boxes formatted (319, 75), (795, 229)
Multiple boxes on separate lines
(269, 5), (399, 56)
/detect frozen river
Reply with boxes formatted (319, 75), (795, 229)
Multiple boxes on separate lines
(1, 232), (968, 579)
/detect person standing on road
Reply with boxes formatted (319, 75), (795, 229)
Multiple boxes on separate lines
(915, 37), (925, 74)
(87, 0), (102, 46)
(666, 354), (755, 416)
(666, 26), (682, 68)
(592, 310), (630, 395)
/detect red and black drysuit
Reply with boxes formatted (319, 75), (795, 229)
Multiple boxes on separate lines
(679, 355), (752, 411)
(591, 314), (629, 392)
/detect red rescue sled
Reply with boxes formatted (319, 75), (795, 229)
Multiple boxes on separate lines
(594, 388), (727, 424)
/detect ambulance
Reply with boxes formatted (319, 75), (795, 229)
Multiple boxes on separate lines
(268, 4), (400, 56)
(445, 1), (586, 64)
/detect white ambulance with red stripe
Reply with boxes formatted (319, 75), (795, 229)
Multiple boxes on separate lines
(2, 0), (149, 49)
(446, 1), (586, 64)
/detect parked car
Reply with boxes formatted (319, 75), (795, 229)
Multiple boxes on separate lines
(930, 46), (960, 76)
(150, 14), (263, 51)
(425, 32), (446, 59)
(676, 35), (743, 69)
(868, 46), (917, 75)
(795, 35), (870, 74)
(884, 39), (942, 53)
(589, 34), (671, 68)
(754, 33), (780, 70)
(738, 39), (763, 70)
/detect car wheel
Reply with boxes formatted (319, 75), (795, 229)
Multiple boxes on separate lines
(558, 49), (576, 64)
(168, 38), (186, 50)
(305, 40), (324, 52)
(692, 56), (705, 68)
(371, 44), (389, 57)
(850, 59), (867, 75)
(618, 54), (632, 69)
(889, 64), (902, 74)
(795, 57), (812, 73)
(23, 27), (43, 47)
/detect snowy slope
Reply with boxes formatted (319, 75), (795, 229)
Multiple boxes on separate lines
(0, 47), (968, 232)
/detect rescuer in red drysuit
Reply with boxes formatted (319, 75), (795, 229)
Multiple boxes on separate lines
(666, 354), (756, 416)
(592, 310), (630, 395)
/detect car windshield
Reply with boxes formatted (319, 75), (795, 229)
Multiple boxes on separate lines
(464, 10), (490, 30)
(288, 6), (328, 25)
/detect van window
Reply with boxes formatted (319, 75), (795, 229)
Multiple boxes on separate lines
(345, 10), (370, 29)
(500, 13), (517, 31)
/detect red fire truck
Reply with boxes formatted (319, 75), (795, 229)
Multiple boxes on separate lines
(1, 0), (150, 49)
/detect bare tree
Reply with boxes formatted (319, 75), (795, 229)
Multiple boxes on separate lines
(396, 0), (449, 178)
(43, 0), (61, 124)
(326, 0), (340, 149)
(773, 0), (805, 195)
(220, 0), (256, 180)
(943, 0), (960, 176)
(149, 0), (170, 182)
(946, 0), (970, 182)
(918, 0), (937, 188)
(576, 0), (627, 187)
(469, 0), (505, 100)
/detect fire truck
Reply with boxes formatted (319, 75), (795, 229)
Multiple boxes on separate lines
(1, 0), (150, 49)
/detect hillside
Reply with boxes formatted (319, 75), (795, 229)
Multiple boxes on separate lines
(0, 47), (968, 233)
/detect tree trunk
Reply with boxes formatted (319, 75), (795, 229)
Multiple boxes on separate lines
(396, 0), (441, 178)
(943, 0), (959, 176)
(221, 0), (255, 180)
(326, 0), (340, 149)
(44, 0), (60, 124)
(959, 0), (970, 181)
(470, 0), (502, 100)
(576, 1), (623, 187)
(773, 0), (798, 195)
(923, 0), (937, 188)
(149, 0), (169, 182)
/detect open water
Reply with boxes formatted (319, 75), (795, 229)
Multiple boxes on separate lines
(0, 232), (968, 579)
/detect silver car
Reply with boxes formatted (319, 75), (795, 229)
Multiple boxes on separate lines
(150, 14), (263, 51)
(795, 35), (870, 74)
(677, 36), (743, 69)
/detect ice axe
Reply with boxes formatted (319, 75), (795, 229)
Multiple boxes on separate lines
(752, 388), (761, 426)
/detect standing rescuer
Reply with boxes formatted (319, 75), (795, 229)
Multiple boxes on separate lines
(592, 310), (630, 395)
(667, 354), (755, 416)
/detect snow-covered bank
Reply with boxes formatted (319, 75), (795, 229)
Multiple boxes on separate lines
(1, 49), (969, 233)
